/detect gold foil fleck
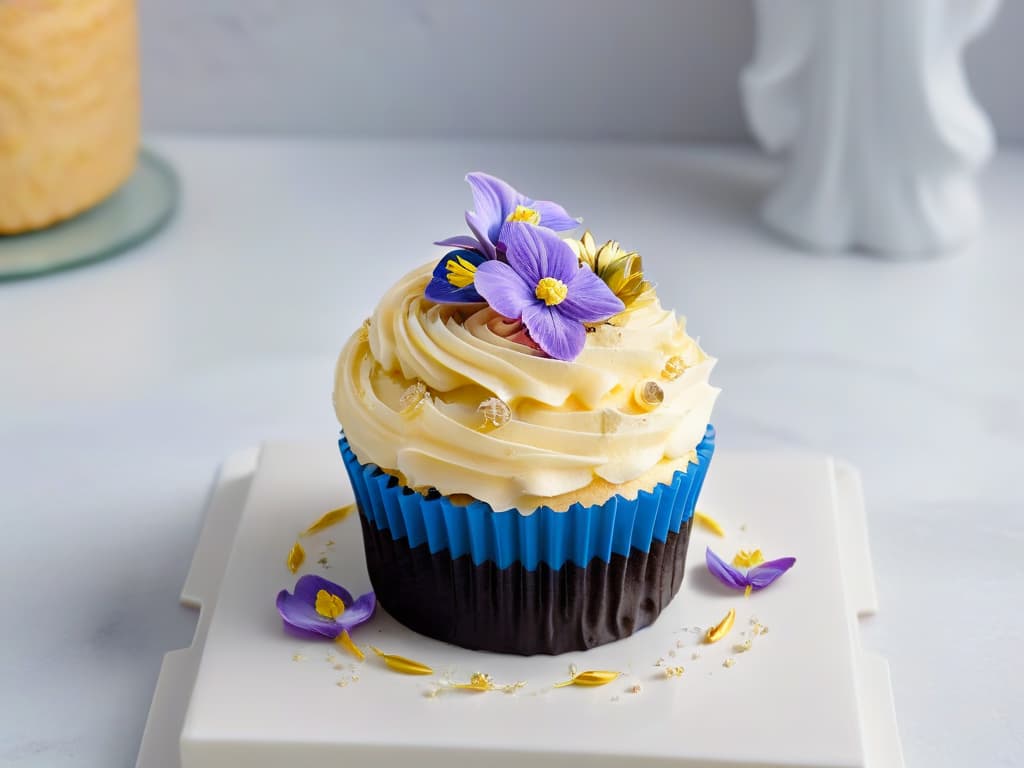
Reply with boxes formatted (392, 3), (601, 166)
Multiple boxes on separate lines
(357, 317), (371, 343)
(303, 504), (355, 536)
(723, 658), (736, 669)
(286, 541), (305, 573)
(734, 639), (753, 653)
(664, 666), (685, 678)
(369, 646), (433, 675)
(553, 670), (622, 688)
(292, 653), (305, 662)
(694, 510), (726, 537)
(704, 608), (736, 644)
(449, 672), (525, 694)
(633, 380), (664, 411)
(399, 381), (429, 415)
(629, 684), (642, 694)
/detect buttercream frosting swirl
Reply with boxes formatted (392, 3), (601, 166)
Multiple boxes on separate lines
(333, 261), (719, 512)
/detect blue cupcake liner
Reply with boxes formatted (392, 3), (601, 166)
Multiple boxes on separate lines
(339, 425), (715, 572)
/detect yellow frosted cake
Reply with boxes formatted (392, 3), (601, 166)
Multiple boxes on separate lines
(0, 0), (140, 235)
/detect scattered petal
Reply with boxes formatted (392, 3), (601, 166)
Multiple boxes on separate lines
(553, 670), (621, 688)
(286, 541), (305, 573)
(336, 630), (365, 661)
(705, 548), (748, 591)
(303, 504), (356, 536)
(370, 646), (434, 675)
(747, 557), (797, 590)
(704, 608), (736, 644)
(694, 511), (725, 537)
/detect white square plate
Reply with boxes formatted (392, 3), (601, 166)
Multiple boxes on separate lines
(137, 442), (903, 768)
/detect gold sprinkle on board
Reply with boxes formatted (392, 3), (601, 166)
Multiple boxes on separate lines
(303, 504), (356, 536)
(723, 658), (736, 669)
(369, 646), (433, 675)
(705, 609), (736, 644)
(694, 510), (725, 537)
(664, 666), (685, 678)
(734, 639), (753, 653)
(449, 672), (525, 694)
(553, 670), (622, 688)
(286, 541), (305, 573)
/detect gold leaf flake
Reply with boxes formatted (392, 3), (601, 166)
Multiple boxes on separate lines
(369, 646), (433, 675)
(302, 504), (356, 536)
(399, 381), (429, 415)
(629, 684), (642, 694)
(704, 608), (736, 644)
(477, 397), (511, 429)
(286, 541), (305, 573)
(664, 666), (685, 678)
(723, 658), (736, 668)
(661, 355), (687, 381)
(734, 639), (753, 653)
(336, 630), (365, 661)
(553, 670), (621, 688)
(449, 672), (525, 694)
(694, 510), (725, 537)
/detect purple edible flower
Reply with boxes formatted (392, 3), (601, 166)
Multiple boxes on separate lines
(424, 248), (487, 304)
(276, 574), (375, 640)
(473, 222), (624, 360)
(436, 172), (579, 260)
(705, 547), (796, 595)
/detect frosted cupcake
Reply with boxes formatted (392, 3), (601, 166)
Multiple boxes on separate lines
(334, 173), (718, 654)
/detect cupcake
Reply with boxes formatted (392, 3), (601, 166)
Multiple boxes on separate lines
(333, 173), (718, 655)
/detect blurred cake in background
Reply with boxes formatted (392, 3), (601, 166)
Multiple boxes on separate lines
(0, 0), (140, 235)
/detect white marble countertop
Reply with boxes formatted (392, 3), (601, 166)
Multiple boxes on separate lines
(1, 137), (1021, 767)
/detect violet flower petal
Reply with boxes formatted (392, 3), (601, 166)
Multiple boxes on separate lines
(466, 210), (497, 259)
(560, 266), (626, 322)
(276, 587), (343, 639)
(474, 260), (535, 319)
(466, 172), (522, 246)
(529, 198), (581, 231)
(335, 591), (376, 631)
(425, 249), (486, 304)
(705, 547), (750, 591)
(503, 222), (577, 285)
(434, 234), (483, 251)
(521, 301), (587, 361)
(747, 557), (797, 590)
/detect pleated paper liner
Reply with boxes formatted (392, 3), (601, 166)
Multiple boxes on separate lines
(339, 425), (714, 570)
(339, 427), (714, 654)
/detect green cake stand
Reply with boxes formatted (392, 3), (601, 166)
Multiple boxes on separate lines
(0, 148), (178, 282)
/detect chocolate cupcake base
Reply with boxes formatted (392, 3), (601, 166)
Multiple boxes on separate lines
(359, 512), (694, 655)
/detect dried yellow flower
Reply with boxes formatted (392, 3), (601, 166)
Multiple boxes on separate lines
(286, 541), (305, 573)
(369, 646), (433, 675)
(704, 608), (736, 644)
(553, 669), (622, 688)
(566, 230), (656, 322)
(302, 504), (355, 536)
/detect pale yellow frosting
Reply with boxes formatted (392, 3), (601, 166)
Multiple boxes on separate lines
(0, 0), (139, 234)
(333, 261), (719, 512)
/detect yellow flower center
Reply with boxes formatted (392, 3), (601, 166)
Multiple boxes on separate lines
(314, 589), (346, 619)
(506, 205), (541, 225)
(535, 277), (568, 306)
(732, 549), (765, 568)
(445, 254), (478, 288)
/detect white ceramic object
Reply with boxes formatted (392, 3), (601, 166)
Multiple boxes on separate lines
(138, 441), (903, 768)
(742, 0), (1001, 256)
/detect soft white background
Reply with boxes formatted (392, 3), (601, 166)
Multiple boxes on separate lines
(139, 0), (1024, 142)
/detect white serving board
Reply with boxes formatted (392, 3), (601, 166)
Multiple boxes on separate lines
(137, 442), (903, 768)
